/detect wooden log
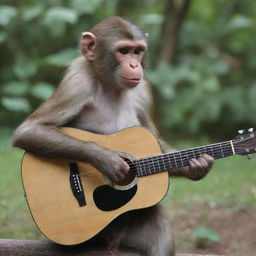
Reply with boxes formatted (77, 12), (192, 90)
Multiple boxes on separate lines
(0, 239), (222, 256)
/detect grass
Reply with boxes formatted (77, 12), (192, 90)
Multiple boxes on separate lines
(0, 129), (43, 239)
(0, 129), (255, 239)
(163, 139), (256, 213)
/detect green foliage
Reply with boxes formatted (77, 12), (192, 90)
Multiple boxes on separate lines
(1, 97), (31, 113)
(0, 0), (256, 138)
(44, 48), (78, 68)
(0, 5), (17, 26)
(147, 56), (229, 133)
(0, 0), (109, 125)
(14, 58), (38, 80)
(71, 0), (103, 15)
(146, 0), (256, 137)
(192, 227), (220, 248)
(31, 82), (55, 100)
(44, 7), (78, 24)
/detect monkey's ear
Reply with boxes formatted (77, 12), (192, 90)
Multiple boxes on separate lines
(80, 32), (97, 61)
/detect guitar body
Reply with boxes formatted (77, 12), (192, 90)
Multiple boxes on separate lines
(22, 127), (169, 245)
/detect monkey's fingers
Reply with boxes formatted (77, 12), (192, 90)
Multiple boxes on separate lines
(201, 154), (214, 169)
(114, 168), (127, 181)
(188, 158), (207, 180)
(117, 154), (130, 175)
(189, 158), (204, 171)
(196, 156), (211, 171)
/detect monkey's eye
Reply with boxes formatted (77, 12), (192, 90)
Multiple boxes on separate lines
(134, 48), (144, 55)
(119, 47), (130, 55)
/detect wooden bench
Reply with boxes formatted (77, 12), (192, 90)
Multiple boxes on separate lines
(0, 239), (222, 256)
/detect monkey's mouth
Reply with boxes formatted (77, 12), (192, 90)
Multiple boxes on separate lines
(121, 77), (141, 84)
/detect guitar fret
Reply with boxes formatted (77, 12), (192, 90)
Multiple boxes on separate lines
(173, 154), (177, 168)
(156, 157), (161, 173)
(147, 158), (157, 175)
(183, 150), (190, 166)
(220, 144), (224, 158)
(135, 160), (142, 177)
(164, 155), (172, 170)
(206, 145), (213, 158)
(214, 144), (224, 159)
(161, 155), (167, 170)
(135, 140), (236, 177)
(178, 151), (183, 168)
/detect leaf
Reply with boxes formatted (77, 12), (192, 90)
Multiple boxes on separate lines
(248, 83), (256, 113)
(0, 32), (7, 43)
(0, 6), (17, 26)
(31, 82), (55, 100)
(1, 97), (31, 113)
(203, 76), (220, 93)
(226, 15), (252, 32)
(3, 81), (29, 96)
(71, 0), (103, 15)
(208, 60), (229, 76)
(21, 3), (44, 22)
(192, 227), (220, 242)
(46, 21), (66, 37)
(45, 7), (78, 24)
(139, 14), (163, 25)
(14, 58), (38, 79)
(44, 48), (78, 68)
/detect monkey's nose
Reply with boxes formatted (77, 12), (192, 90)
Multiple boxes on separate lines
(129, 62), (138, 69)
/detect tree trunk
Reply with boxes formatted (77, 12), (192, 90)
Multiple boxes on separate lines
(159, 0), (193, 63)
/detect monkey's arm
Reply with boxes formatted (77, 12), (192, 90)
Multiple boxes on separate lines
(137, 110), (213, 180)
(12, 75), (129, 183)
(13, 76), (96, 160)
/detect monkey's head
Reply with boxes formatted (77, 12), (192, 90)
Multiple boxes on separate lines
(80, 17), (148, 89)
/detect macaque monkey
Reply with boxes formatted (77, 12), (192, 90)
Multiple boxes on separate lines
(13, 17), (213, 256)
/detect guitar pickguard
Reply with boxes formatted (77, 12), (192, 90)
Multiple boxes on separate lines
(93, 185), (137, 211)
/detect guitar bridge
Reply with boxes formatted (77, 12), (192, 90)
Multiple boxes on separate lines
(69, 163), (86, 207)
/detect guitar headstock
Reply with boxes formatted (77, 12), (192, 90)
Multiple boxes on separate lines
(233, 128), (256, 155)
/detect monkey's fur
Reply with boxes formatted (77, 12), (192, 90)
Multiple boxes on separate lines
(13, 17), (213, 256)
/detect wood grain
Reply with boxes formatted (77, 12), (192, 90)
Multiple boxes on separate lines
(21, 127), (169, 245)
(0, 239), (223, 256)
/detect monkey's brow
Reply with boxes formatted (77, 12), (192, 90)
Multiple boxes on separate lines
(113, 40), (147, 51)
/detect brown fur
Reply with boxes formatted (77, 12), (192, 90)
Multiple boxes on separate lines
(13, 17), (213, 256)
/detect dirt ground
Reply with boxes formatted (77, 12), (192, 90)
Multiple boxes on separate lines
(171, 205), (256, 256)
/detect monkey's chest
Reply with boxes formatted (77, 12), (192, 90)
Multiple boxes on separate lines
(71, 104), (140, 134)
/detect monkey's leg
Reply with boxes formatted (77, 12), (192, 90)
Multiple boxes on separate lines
(120, 205), (175, 256)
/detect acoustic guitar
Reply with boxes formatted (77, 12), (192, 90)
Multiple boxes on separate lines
(21, 127), (256, 245)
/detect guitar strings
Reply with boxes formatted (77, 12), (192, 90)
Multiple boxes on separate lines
(128, 144), (236, 176)
(129, 142), (233, 168)
(134, 141), (232, 163)
(77, 142), (237, 177)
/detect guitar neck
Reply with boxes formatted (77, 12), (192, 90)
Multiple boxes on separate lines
(132, 140), (236, 177)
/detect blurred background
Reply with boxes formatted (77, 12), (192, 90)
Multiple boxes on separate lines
(0, 0), (255, 255)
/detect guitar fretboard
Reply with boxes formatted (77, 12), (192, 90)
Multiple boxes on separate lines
(131, 141), (235, 177)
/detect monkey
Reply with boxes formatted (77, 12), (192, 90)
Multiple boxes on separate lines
(13, 17), (213, 256)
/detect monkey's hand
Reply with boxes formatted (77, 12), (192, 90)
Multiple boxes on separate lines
(89, 146), (130, 184)
(170, 154), (214, 181)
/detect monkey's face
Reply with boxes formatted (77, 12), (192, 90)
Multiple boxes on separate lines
(113, 40), (146, 89)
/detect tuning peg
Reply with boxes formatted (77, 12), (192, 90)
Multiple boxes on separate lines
(248, 128), (254, 132)
(238, 129), (245, 134)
